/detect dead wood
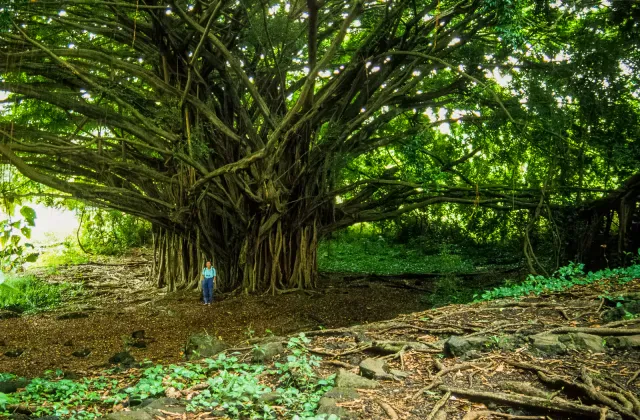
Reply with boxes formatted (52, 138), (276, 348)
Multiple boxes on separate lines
(376, 399), (399, 420)
(541, 327), (640, 336)
(462, 411), (546, 420)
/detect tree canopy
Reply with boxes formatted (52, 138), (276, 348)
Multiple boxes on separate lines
(0, 0), (638, 292)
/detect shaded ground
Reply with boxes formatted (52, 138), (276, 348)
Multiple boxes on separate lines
(0, 255), (432, 378)
(4, 256), (639, 419)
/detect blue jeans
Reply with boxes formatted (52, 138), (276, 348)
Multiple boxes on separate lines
(202, 277), (214, 303)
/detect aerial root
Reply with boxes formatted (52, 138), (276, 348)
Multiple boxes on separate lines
(439, 385), (623, 419)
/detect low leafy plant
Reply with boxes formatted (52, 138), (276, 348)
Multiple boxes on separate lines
(0, 334), (334, 419)
(0, 206), (39, 272)
(0, 274), (81, 313)
(476, 260), (640, 302)
(318, 235), (474, 275)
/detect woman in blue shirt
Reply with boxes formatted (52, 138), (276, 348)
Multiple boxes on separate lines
(201, 260), (216, 305)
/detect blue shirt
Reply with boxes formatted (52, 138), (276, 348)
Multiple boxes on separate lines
(202, 267), (216, 278)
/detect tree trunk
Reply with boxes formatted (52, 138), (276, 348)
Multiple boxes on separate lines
(149, 217), (319, 293)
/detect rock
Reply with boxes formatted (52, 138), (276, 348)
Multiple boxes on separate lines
(0, 379), (29, 393)
(324, 387), (361, 401)
(185, 333), (229, 360)
(72, 348), (91, 358)
(444, 336), (492, 357)
(257, 391), (280, 403)
(0, 310), (19, 320)
(459, 350), (484, 361)
(530, 334), (567, 355)
(109, 351), (136, 367)
(335, 369), (379, 389)
(104, 412), (153, 420)
(372, 340), (433, 354)
(359, 358), (390, 379)
(131, 340), (147, 349)
(132, 330), (145, 339)
(3, 349), (24, 358)
(56, 312), (89, 320)
(138, 397), (185, 414)
(605, 335), (640, 350)
(566, 333), (606, 353)
(8, 414), (30, 420)
(36, 417), (60, 420)
(316, 397), (349, 418)
(252, 341), (284, 363)
(389, 369), (410, 379)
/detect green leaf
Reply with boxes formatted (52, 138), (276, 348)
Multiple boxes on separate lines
(20, 206), (37, 226)
(21, 227), (31, 239)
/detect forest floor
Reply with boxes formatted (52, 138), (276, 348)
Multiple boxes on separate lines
(1, 254), (640, 419)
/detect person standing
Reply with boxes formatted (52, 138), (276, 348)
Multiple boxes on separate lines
(201, 260), (216, 305)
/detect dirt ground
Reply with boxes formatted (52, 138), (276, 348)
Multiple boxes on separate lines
(0, 257), (430, 378)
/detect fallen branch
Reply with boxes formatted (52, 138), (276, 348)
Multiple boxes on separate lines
(542, 327), (640, 336)
(441, 385), (622, 419)
(323, 360), (357, 369)
(462, 411), (546, 420)
(376, 399), (399, 420)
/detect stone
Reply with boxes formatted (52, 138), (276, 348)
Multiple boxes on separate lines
(138, 397), (185, 414)
(0, 310), (19, 320)
(72, 348), (91, 358)
(131, 330), (146, 339)
(185, 333), (229, 360)
(530, 334), (567, 355)
(389, 369), (410, 379)
(56, 312), (89, 320)
(8, 414), (30, 420)
(0, 379), (29, 394)
(131, 340), (147, 349)
(257, 391), (280, 404)
(444, 336), (492, 357)
(252, 341), (285, 363)
(109, 351), (136, 367)
(104, 412), (154, 420)
(335, 369), (379, 389)
(567, 333), (606, 353)
(459, 350), (484, 361)
(36, 417), (60, 420)
(316, 397), (349, 418)
(605, 335), (640, 350)
(323, 387), (361, 401)
(359, 358), (390, 379)
(3, 349), (24, 358)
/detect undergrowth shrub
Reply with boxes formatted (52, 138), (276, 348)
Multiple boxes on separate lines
(0, 334), (335, 419)
(318, 234), (474, 274)
(0, 274), (80, 313)
(476, 260), (640, 302)
(79, 209), (152, 255)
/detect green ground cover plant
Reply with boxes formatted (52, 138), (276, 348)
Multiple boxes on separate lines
(476, 253), (640, 302)
(318, 235), (475, 275)
(0, 334), (336, 419)
(0, 274), (81, 313)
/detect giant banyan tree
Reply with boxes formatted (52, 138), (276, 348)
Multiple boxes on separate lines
(1, 0), (639, 291)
